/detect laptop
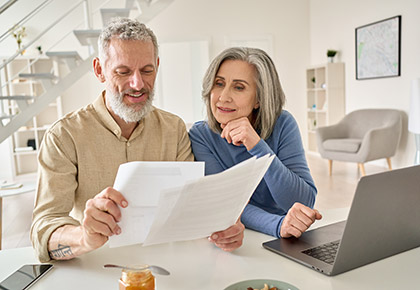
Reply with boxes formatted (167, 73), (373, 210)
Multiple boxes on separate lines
(262, 165), (420, 276)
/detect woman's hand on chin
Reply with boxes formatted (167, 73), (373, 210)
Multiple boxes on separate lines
(220, 117), (261, 151)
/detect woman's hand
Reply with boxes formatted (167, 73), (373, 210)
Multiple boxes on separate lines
(280, 202), (322, 238)
(221, 117), (261, 151)
(208, 219), (245, 251)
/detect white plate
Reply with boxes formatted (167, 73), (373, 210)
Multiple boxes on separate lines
(224, 279), (299, 290)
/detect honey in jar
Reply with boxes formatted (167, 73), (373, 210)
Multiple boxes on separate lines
(119, 265), (155, 290)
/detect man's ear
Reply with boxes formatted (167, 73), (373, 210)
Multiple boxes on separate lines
(93, 57), (106, 83)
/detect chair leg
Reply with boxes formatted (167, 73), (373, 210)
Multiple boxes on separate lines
(358, 163), (366, 176)
(328, 160), (333, 176)
(386, 158), (392, 170)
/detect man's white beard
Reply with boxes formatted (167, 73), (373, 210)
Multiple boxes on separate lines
(107, 87), (154, 123)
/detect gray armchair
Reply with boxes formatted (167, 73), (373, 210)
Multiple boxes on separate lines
(316, 109), (402, 176)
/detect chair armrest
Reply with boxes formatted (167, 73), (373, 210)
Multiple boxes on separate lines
(358, 125), (401, 161)
(316, 123), (348, 156)
(316, 123), (346, 142)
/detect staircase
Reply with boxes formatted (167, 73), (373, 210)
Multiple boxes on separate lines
(0, 0), (18, 15)
(0, 0), (174, 145)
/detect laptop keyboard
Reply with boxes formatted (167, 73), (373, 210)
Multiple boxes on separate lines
(301, 240), (341, 265)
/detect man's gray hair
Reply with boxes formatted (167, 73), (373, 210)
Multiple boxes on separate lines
(98, 17), (159, 63)
(202, 47), (285, 140)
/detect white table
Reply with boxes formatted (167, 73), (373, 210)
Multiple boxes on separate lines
(0, 181), (36, 249)
(1, 208), (419, 289)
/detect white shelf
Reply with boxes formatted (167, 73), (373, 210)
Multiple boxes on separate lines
(16, 127), (50, 132)
(307, 88), (326, 92)
(16, 128), (36, 132)
(13, 150), (38, 156)
(306, 63), (345, 152)
(11, 80), (40, 85)
(307, 109), (327, 113)
(3, 58), (62, 178)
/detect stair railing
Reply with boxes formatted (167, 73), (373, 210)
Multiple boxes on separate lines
(0, 0), (172, 143)
(0, 0), (89, 71)
(0, 0), (18, 15)
(46, 0), (117, 56)
(0, 0), (52, 45)
(1, 0), (120, 86)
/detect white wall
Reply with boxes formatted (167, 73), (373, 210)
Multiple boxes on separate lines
(147, 0), (311, 135)
(2, 0), (416, 176)
(1, 0), (310, 131)
(309, 0), (420, 167)
(59, 0), (310, 153)
(0, 0), (87, 57)
(60, 72), (104, 115)
(155, 40), (210, 124)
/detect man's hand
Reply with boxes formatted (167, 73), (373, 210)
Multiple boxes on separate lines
(280, 202), (322, 238)
(48, 187), (128, 260)
(81, 187), (128, 250)
(221, 117), (260, 151)
(208, 219), (245, 251)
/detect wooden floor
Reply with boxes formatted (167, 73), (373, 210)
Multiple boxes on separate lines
(0, 154), (388, 250)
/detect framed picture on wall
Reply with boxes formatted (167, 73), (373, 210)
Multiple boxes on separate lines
(355, 15), (401, 80)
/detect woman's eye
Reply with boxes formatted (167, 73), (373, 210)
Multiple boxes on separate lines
(214, 81), (224, 87)
(235, 85), (244, 91)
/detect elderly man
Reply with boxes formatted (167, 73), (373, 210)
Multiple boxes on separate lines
(31, 18), (244, 262)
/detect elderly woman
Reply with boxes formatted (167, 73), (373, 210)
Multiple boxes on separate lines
(189, 47), (321, 245)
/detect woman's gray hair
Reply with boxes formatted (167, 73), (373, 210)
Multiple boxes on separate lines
(98, 17), (159, 63)
(202, 47), (285, 140)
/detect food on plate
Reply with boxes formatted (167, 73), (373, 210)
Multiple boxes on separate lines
(247, 283), (279, 290)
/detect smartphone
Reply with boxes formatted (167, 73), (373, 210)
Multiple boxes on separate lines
(0, 264), (53, 290)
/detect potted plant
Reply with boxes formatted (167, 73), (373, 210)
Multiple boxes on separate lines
(327, 50), (337, 63)
(12, 25), (27, 55)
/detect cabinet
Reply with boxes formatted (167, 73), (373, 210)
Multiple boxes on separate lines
(306, 63), (345, 152)
(2, 57), (62, 178)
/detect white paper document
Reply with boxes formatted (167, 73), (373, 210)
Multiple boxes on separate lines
(109, 155), (274, 248)
(109, 161), (204, 248)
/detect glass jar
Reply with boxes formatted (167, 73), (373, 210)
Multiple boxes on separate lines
(119, 265), (155, 290)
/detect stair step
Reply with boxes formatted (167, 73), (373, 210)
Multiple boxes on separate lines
(101, 8), (131, 25)
(73, 29), (101, 48)
(45, 51), (82, 60)
(46, 51), (82, 70)
(136, 0), (174, 23)
(0, 96), (34, 100)
(0, 115), (13, 121)
(18, 73), (57, 90)
(19, 73), (56, 80)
